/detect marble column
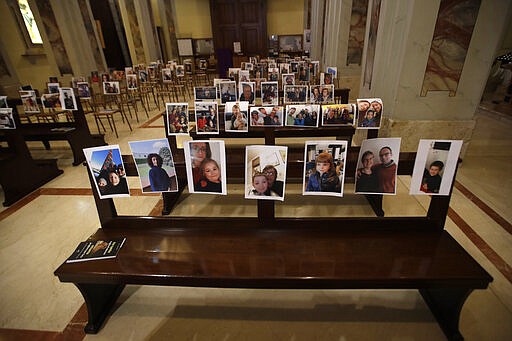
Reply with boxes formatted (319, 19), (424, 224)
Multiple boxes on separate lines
(309, 0), (325, 62)
(119, 0), (160, 64)
(356, 0), (512, 155)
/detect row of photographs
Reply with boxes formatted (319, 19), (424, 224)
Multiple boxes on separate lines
(84, 138), (462, 201)
(14, 88), (79, 114)
(197, 83), (336, 105)
(166, 99), (382, 136)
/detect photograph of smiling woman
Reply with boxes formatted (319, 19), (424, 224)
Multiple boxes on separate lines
(184, 140), (227, 195)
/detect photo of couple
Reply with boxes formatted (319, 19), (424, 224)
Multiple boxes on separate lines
(355, 138), (401, 195)
(245, 145), (288, 201)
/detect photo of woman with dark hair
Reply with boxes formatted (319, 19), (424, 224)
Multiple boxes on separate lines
(147, 153), (171, 192)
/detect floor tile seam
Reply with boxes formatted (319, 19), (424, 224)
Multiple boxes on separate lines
(454, 180), (512, 235)
(447, 207), (512, 285)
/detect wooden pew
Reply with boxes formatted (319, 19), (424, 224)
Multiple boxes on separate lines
(5, 92), (106, 166)
(55, 123), (492, 340)
(0, 127), (63, 206)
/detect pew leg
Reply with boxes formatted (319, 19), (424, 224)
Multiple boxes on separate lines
(365, 194), (384, 217)
(420, 287), (472, 341)
(75, 283), (125, 334)
(42, 140), (51, 150)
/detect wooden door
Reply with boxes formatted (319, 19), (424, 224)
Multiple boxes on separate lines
(210, 0), (267, 56)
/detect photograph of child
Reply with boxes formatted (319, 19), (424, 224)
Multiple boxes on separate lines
(410, 140), (463, 196)
(355, 138), (401, 195)
(357, 98), (383, 129)
(225, 101), (248, 132)
(285, 105), (319, 127)
(128, 139), (178, 193)
(245, 145), (288, 201)
(77, 82), (91, 99)
(20, 91), (39, 113)
(194, 102), (219, 134)
(0, 108), (15, 129)
(249, 106), (283, 126)
(59, 88), (77, 110)
(322, 104), (356, 126)
(103, 81), (120, 95)
(284, 85), (308, 103)
(261, 81), (279, 105)
(239, 82), (255, 104)
(303, 141), (347, 197)
(83, 145), (130, 199)
(184, 140), (227, 195)
(166, 103), (189, 135)
(219, 81), (237, 104)
(194, 86), (217, 102)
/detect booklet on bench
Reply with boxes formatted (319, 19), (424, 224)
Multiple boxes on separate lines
(66, 237), (126, 263)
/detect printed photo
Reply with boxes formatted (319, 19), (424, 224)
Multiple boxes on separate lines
(245, 145), (288, 201)
(138, 69), (148, 82)
(228, 67), (240, 80)
(303, 141), (347, 197)
(59, 88), (77, 110)
(320, 72), (333, 85)
(318, 84), (334, 103)
(147, 66), (157, 79)
(239, 82), (255, 104)
(176, 65), (185, 77)
(127, 74), (138, 90)
(49, 76), (58, 83)
(199, 59), (208, 70)
(101, 73), (110, 83)
(268, 67), (279, 81)
(282, 73), (295, 88)
(249, 106), (283, 126)
(327, 66), (338, 78)
(0, 108), (16, 129)
(166, 102), (189, 135)
(103, 81), (120, 95)
(162, 68), (172, 82)
(184, 140), (227, 195)
(47, 82), (60, 94)
(357, 98), (383, 129)
(322, 103), (356, 126)
(194, 86), (217, 101)
(20, 91), (39, 113)
(194, 102), (219, 134)
(128, 139), (178, 193)
(279, 63), (290, 74)
(219, 81), (237, 104)
(184, 61), (193, 74)
(285, 104), (320, 127)
(41, 93), (61, 109)
(225, 101), (249, 132)
(77, 82), (91, 99)
(355, 137), (401, 195)
(261, 81), (279, 105)
(111, 70), (125, 81)
(410, 140), (463, 196)
(0, 96), (8, 108)
(284, 85), (308, 103)
(91, 71), (100, 83)
(239, 70), (250, 82)
(298, 65), (310, 82)
(83, 145), (130, 199)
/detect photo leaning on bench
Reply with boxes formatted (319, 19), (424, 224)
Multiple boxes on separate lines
(50, 78), (491, 340)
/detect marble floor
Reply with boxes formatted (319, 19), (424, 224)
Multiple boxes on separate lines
(0, 98), (511, 341)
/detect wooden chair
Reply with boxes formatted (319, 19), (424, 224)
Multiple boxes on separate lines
(91, 93), (132, 138)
